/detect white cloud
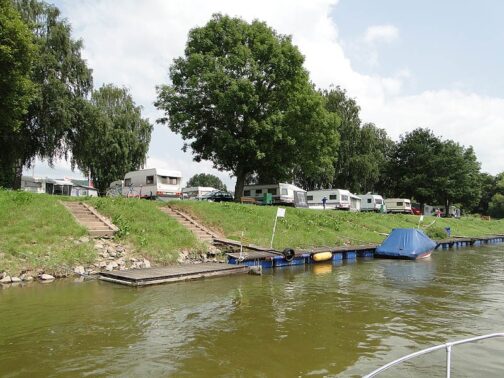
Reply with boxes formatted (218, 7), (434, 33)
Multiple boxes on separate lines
(364, 24), (399, 44)
(34, 0), (504, 186)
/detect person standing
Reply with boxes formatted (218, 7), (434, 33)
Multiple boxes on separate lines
(322, 196), (328, 210)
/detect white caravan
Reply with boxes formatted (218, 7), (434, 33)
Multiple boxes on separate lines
(242, 183), (307, 207)
(123, 168), (182, 200)
(182, 186), (217, 200)
(359, 193), (386, 212)
(384, 198), (412, 214)
(306, 189), (353, 210)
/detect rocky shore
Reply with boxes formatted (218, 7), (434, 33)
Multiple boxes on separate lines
(0, 236), (226, 288)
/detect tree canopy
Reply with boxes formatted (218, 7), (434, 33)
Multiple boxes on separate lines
(0, 0), (35, 187)
(70, 85), (152, 195)
(1, 0), (93, 188)
(156, 14), (339, 199)
(186, 173), (227, 191)
(319, 87), (392, 193)
(386, 128), (481, 211)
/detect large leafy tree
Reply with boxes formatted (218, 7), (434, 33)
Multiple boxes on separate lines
(321, 87), (391, 193)
(0, 0), (35, 187)
(387, 128), (481, 211)
(4, 0), (93, 188)
(70, 85), (152, 195)
(387, 128), (443, 207)
(156, 14), (339, 198)
(186, 173), (227, 191)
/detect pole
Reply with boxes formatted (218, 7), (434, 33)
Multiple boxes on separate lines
(270, 215), (278, 249)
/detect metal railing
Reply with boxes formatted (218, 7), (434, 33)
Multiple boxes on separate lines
(364, 333), (504, 378)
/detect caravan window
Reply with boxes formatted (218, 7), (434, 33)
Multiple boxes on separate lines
(146, 176), (154, 185)
(281, 188), (288, 195)
(268, 188), (277, 195)
(307, 195), (313, 201)
(159, 176), (178, 185)
(255, 189), (262, 195)
(244, 190), (251, 196)
(367, 198), (372, 203)
(329, 195), (337, 200)
(341, 195), (349, 201)
(376, 199), (382, 204)
(396, 202), (403, 206)
(124, 178), (131, 186)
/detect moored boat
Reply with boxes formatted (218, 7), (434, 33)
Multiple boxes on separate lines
(375, 228), (437, 260)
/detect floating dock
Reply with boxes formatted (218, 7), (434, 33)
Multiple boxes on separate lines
(227, 235), (504, 269)
(100, 235), (504, 286)
(99, 263), (249, 286)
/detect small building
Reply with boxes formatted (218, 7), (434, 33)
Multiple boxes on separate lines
(182, 186), (217, 200)
(21, 176), (98, 197)
(123, 168), (183, 200)
(384, 198), (412, 214)
(349, 193), (361, 212)
(358, 193), (386, 212)
(242, 183), (307, 207)
(307, 189), (354, 210)
(70, 180), (98, 197)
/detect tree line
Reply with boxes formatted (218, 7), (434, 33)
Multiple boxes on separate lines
(2, 5), (502, 217)
(0, 0), (152, 195)
(155, 14), (503, 216)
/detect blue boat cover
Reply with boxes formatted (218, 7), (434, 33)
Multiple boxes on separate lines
(376, 228), (437, 259)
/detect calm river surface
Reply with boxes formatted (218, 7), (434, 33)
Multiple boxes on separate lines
(1, 244), (504, 377)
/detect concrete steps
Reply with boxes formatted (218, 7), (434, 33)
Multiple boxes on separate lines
(159, 207), (219, 243)
(62, 201), (118, 238)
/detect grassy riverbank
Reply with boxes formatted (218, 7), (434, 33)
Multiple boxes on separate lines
(170, 201), (504, 249)
(1, 190), (504, 276)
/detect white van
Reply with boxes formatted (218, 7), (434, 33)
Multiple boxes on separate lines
(359, 193), (386, 212)
(306, 189), (352, 210)
(242, 183), (307, 207)
(123, 168), (182, 200)
(384, 198), (412, 214)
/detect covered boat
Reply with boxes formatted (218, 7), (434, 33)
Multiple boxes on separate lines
(375, 228), (437, 260)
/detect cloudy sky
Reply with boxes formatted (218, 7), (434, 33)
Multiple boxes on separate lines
(30, 0), (504, 188)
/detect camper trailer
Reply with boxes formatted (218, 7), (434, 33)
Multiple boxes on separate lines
(242, 183), (307, 207)
(182, 186), (217, 200)
(306, 189), (354, 210)
(358, 193), (386, 212)
(123, 168), (182, 200)
(384, 198), (412, 214)
(424, 204), (460, 218)
(21, 176), (97, 197)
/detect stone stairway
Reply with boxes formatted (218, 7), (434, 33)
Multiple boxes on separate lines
(62, 201), (118, 238)
(160, 207), (219, 243)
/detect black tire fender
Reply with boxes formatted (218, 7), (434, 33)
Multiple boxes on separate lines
(282, 248), (295, 262)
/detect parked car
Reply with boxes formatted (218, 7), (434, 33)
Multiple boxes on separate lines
(201, 190), (234, 202)
(411, 207), (422, 215)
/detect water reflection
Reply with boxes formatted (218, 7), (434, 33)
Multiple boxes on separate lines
(1, 245), (504, 377)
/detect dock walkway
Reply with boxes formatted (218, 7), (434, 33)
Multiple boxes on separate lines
(100, 263), (249, 286)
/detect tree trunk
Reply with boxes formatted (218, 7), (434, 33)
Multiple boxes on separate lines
(234, 166), (247, 202)
(12, 161), (23, 189)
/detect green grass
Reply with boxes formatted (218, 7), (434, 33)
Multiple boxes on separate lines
(0, 190), (96, 275)
(84, 197), (203, 264)
(170, 201), (504, 249)
(2, 191), (503, 275)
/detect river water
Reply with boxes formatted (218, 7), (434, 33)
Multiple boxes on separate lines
(1, 244), (504, 377)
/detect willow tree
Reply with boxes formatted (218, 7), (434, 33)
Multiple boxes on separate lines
(70, 85), (152, 195)
(5, 0), (93, 188)
(156, 14), (339, 198)
(0, 0), (35, 187)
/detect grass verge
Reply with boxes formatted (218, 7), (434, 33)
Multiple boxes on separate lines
(169, 201), (504, 249)
(0, 190), (96, 275)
